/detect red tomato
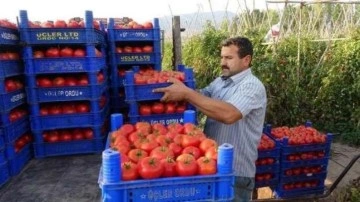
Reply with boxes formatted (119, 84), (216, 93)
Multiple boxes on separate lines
(150, 146), (174, 160)
(72, 129), (84, 140)
(142, 45), (153, 53)
(199, 138), (218, 155)
(77, 75), (89, 86)
(60, 47), (73, 57)
(121, 162), (138, 181)
(52, 76), (66, 87)
(167, 123), (184, 133)
(139, 138), (159, 154)
(49, 105), (62, 115)
(135, 122), (151, 133)
(48, 132), (60, 143)
(175, 154), (198, 176)
(83, 128), (94, 139)
(62, 104), (77, 114)
(161, 157), (177, 177)
(137, 157), (164, 179)
(59, 130), (72, 141)
(76, 103), (90, 113)
(168, 142), (182, 157)
(123, 46), (133, 53)
(37, 77), (52, 87)
(183, 123), (197, 134)
(152, 123), (167, 136)
(119, 124), (135, 137)
(142, 22), (153, 29)
(45, 47), (60, 57)
(5, 79), (17, 92)
(182, 146), (201, 160)
(155, 135), (172, 146)
(176, 104), (186, 114)
(151, 102), (165, 114)
(97, 72), (105, 83)
(133, 47), (142, 53)
(181, 134), (201, 148)
(165, 102), (176, 114)
(197, 156), (217, 175)
(139, 104), (151, 115)
(128, 149), (148, 163)
(67, 20), (79, 28)
(205, 146), (218, 160)
(54, 20), (67, 28)
(73, 48), (86, 57)
(33, 50), (45, 58)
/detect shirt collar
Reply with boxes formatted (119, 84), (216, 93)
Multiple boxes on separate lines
(221, 68), (252, 84)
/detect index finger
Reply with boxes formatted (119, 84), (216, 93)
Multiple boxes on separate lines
(152, 87), (167, 93)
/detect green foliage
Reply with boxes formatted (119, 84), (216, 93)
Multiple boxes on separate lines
(182, 22), (229, 89)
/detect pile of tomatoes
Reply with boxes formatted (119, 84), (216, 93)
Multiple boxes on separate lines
(271, 125), (327, 145)
(110, 122), (219, 181)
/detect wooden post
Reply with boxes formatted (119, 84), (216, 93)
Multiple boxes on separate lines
(172, 16), (182, 70)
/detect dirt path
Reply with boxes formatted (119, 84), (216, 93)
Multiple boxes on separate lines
(255, 142), (360, 201)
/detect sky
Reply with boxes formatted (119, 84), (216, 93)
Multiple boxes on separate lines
(0, 0), (285, 23)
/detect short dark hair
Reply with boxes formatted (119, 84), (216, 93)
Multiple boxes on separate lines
(221, 37), (253, 59)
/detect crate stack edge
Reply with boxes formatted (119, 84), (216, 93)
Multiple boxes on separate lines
(19, 10), (110, 158)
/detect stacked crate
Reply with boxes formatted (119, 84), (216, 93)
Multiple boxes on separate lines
(106, 18), (161, 114)
(255, 133), (280, 189)
(19, 10), (109, 158)
(123, 65), (196, 125)
(0, 21), (32, 183)
(270, 122), (333, 199)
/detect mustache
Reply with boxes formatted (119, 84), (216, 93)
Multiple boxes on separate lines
(221, 65), (229, 69)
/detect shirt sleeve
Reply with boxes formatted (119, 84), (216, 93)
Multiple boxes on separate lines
(227, 81), (266, 117)
(199, 77), (219, 97)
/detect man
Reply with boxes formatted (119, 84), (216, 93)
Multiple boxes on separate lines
(154, 37), (267, 201)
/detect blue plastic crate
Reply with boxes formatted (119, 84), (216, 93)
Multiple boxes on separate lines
(7, 142), (32, 176)
(279, 172), (327, 184)
(5, 131), (31, 159)
(113, 52), (161, 65)
(0, 135), (4, 150)
(32, 120), (108, 143)
(99, 172), (234, 202)
(19, 10), (106, 44)
(258, 139), (281, 158)
(1, 117), (30, 143)
(255, 172), (279, 189)
(33, 136), (105, 158)
(275, 186), (325, 199)
(256, 162), (280, 174)
(0, 147), (5, 165)
(24, 55), (106, 74)
(30, 105), (109, 130)
(107, 18), (160, 41)
(0, 27), (19, 45)
(124, 68), (195, 101)
(127, 101), (196, 126)
(0, 60), (23, 78)
(280, 134), (333, 154)
(0, 161), (10, 187)
(0, 90), (26, 112)
(280, 157), (330, 169)
(26, 83), (108, 103)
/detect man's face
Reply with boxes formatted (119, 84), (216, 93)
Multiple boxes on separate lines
(220, 45), (251, 77)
